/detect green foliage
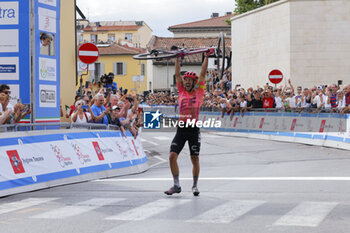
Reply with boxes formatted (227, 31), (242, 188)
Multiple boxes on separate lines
(234, 0), (280, 14)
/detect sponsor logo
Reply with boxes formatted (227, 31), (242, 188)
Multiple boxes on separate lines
(290, 119), (297, 131)
(21, 156), (44, 165)
(50, 144), (72, 167)
(233, 117), (238, 127)
(39, 58), (56, 81)
(319, 120), (326, 133)
(0, 64), (15, 73)
(131, 139), (139, 156)
(40, 89), (56, 103)
(92, 142), (104, 161)
(0, 2), (18, 25)
(259, 118), (265, 129)
(143, 110), (162, 129)
(71, 143), (91, 164)
(6, 150), (25, 174)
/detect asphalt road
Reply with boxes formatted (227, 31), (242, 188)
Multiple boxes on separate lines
(1, 130), (350, 233)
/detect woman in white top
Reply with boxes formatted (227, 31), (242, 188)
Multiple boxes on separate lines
(71, 100), (91, 123)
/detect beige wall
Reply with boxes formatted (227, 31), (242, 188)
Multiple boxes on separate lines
(137, 23), (152, 48)
(82, 24), (152, 48)
(60, 0), (76, 121)
(290, 0), (350, 88)
(152, 65), (201, 91)
(231, 0), (291, 89)
(231, 0), (350, 89)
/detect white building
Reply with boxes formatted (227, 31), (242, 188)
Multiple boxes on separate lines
(231, 0), (350, 89)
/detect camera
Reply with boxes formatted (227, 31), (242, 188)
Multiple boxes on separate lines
(100, 72), (115, 85)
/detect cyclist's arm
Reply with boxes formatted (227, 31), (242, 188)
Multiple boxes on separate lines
(175, 57), (182, 85)
(199, 56), (209, 83)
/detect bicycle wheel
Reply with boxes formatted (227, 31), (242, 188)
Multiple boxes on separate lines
(133, 50), (177, 60)
(216, 32), (225, 79)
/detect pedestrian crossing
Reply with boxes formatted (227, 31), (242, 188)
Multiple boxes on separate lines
(0, 197), (343, 228)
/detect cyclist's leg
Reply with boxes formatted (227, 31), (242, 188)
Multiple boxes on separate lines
(188, 128), (201, 196)
(165, 129), (186, 195)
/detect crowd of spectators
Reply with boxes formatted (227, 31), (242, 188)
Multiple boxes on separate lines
(1, 71), (349, 132)
(142, 72), (350, 118)
(61, 84), (143, 139)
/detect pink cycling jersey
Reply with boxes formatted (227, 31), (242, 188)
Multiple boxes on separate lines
(177, 80), (205, 122)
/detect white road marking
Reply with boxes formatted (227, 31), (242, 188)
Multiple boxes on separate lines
(273, 201), (338, 227)
(0, 198), (58, 215)
(188, 200), (265, 223)
(203, 134), (223, 138)
(147, 141), (159, 146)
(140, 138), (159, 145)
(153, 136), (171, 141)
(91, 177), (350, 182)
(31, 198), (124, 219)
(105, 199), (190, 221)
(148, 156), (168, 169)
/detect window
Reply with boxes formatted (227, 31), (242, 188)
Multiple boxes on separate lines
(141, 63), (146, 75)
(125, 33), (132, 41)
(114, 62), (126, 75)
(93, 62), (104, 82)
(90, 34), (97, 43)
(108, 34), (115, 42)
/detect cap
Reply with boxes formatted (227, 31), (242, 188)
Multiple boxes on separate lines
(112, 105), (120, 110)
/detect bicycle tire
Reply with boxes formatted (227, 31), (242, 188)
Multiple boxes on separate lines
(216, 32), (225, 79)
(133, 50), (177, 60)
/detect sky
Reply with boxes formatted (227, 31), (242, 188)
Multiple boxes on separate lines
(76, 0), (235, 37)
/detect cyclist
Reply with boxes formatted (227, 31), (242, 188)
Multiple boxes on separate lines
(165, 50), (213, 196)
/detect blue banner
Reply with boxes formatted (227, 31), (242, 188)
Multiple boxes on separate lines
(0, 0), (30, 113)
(34, 0), (60, 123)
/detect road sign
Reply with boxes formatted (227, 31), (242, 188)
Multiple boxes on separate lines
(268, 69), (283, 84)
(78, 43), (99, 64)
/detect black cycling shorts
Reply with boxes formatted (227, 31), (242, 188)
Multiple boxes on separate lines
(170, 126), (201, 156)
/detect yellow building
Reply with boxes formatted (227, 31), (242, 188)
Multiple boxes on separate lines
(80, 21), (152, 49)
(79, 44), (147, 95)
(60, 0), (77, 122)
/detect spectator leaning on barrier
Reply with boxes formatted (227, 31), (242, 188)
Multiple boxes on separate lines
(90, 94), (109, 125)
(110, 105), (126, 137)
(0, 93), (12, 125)
(71, 100), (91, 124)
(0, 84), (31, 123)
(340, 84), (350, 114)
(0, 84), (14, 112)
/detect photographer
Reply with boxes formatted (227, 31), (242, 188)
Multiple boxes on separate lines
(101, 72), (117, 94)
(71, 100), (91, 123)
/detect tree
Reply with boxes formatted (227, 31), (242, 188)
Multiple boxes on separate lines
(234, 0), (280, 14)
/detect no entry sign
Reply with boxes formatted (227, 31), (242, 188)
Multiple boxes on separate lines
(268, 69), (283, 84)
(78, 43), (99, 64)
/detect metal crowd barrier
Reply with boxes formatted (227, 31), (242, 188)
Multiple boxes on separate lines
(0, 122), (121, 132)
(140, 104), (337, 115)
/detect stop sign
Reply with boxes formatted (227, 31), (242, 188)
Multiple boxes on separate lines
(268, 69), (283, 84)
(78, 43), (99, 64)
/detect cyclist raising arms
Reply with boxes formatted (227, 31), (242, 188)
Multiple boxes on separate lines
(165, 50), (212, 196)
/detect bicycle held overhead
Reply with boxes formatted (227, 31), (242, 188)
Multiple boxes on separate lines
(133, 33), (231, 79)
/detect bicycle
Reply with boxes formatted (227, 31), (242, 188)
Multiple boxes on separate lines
(133, 32), (231, 79)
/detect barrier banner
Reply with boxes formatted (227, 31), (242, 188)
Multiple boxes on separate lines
(0, 131), (147, 191)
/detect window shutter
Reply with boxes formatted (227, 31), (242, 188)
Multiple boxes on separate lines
(123, 62), (126, 75)
(100, 63), (104, 77)
(113, 62), (116, 75)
